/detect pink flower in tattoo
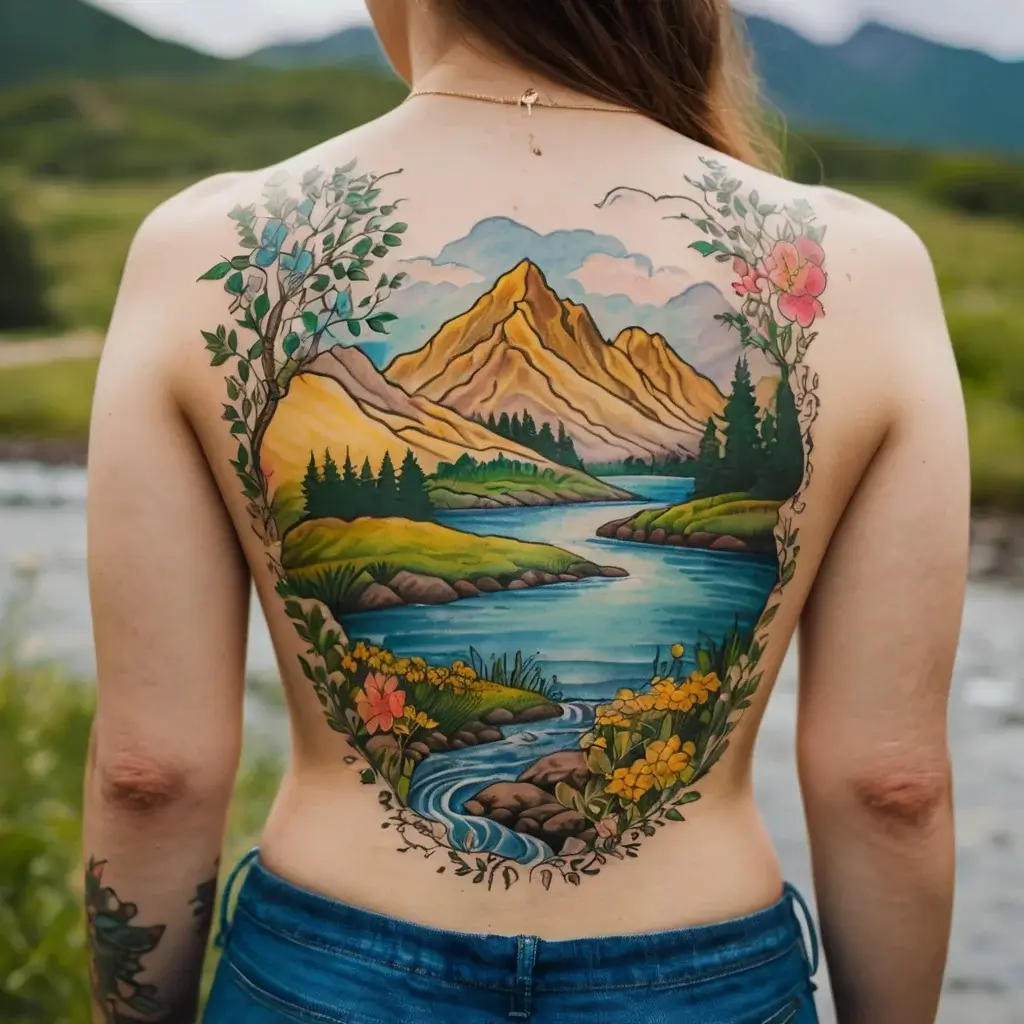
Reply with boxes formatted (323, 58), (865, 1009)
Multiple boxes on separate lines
(764, 237), (827, 328)
(355, 673), (405, 734)
(731, 257), (765, 298)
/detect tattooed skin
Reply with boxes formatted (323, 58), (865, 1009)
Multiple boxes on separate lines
(189, 868), (218, 937)
(85, 858), (167, 1023)
(199, 157), (825, 890)
(85, 859), (218, 1022)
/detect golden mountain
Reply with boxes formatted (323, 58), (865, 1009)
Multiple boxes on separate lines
(386, 260), (726, 464)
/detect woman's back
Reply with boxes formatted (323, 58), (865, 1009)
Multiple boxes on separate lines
(84, 4), (967, 1021)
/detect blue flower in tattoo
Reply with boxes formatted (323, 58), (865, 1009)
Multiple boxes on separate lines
(255, 219), (288, 267)
(334, 288), (353, 319)
(281, 243), (314, 280)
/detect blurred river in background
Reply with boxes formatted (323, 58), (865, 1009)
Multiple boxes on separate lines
(1, 461), (1021, 1023)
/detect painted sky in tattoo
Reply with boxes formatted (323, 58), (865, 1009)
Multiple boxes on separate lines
(200, 158), (826, 889)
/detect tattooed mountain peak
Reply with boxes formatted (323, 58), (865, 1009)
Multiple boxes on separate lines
(260, 342), (630, 529)
(386, 259), (727, 464)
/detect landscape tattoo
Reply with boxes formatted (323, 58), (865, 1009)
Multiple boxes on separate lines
(200, 158), (825, 889)
(85, 858), (218, 1021)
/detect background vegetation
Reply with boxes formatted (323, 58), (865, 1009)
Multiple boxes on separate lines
(0, 574), (281, 1023)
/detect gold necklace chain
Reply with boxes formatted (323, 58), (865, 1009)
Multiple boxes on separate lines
(407, 86), (635, 116)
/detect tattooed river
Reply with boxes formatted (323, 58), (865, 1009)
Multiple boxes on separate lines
(346, 476), (779, 698)
(342, 475), (779, 863)
(2, 464), (1023, 1021)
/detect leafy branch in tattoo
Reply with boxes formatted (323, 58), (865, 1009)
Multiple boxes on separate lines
(189, 866), (219, 937)
(85, 858), (166, 1022)
(199, 162), (408, 544)
(199, 156), (826, 889)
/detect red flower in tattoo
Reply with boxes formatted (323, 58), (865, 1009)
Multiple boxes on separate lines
(355, 673), (405, 734)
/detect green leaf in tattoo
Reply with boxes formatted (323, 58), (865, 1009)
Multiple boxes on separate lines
(190, 871), (218, 936)
(85, 858), (166, 1022)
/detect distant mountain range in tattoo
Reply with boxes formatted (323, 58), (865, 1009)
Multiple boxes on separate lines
(260, 258), (778, 513)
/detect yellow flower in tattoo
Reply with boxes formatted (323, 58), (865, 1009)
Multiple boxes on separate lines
(645, 736), (697, 788)
(605, 758), (656, 803)
(653, 680), (693, 713)
(596, 706), (626, 727)
(342, 654), (358, 674)
(670, 643), (685, 660)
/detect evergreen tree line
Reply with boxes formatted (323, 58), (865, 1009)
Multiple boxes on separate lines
(302, 447), (434, 522)
(587, 454), (696, 478)
(692, 358), (804, 501)
(434, 452), (558, 483)
(475, 409), (584, 469)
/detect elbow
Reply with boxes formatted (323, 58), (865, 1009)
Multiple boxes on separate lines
(803, 747), (953, 836)
(93, 743), (238, 819)
(850, 762), (952, 833)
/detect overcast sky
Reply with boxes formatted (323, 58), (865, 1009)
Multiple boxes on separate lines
(91, 0), (1024, 60)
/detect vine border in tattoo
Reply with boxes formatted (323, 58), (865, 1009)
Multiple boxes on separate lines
(198, 156), (823, 889)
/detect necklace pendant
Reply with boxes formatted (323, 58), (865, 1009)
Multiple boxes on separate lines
(519, 88), (540, 115)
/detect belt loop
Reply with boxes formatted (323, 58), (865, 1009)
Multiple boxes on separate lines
(783, 883), (820, 977)
(215, 847), (260, 950)
(509, 935), (538, 1019)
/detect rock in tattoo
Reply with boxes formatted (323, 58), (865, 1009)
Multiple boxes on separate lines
(199, 157), (825, 889)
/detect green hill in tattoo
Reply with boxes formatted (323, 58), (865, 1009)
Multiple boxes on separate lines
(280, 515), (628, 616)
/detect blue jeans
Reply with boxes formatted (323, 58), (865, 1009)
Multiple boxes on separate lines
(205, 851), (820, 1023)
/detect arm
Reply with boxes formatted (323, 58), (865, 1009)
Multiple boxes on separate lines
(798, 225), (969, 1023)
(85, 206), (250, 1022)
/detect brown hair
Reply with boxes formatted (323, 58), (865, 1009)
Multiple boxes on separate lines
(437, 0), (775, 170)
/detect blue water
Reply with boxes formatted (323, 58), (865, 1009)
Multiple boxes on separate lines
(345, 477), (779, 699)
(347, 475), (780, 865)
(408, 702), (594, 865)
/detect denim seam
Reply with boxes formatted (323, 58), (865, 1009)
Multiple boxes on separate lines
(754, 978), (815, 1024)
(226, 954), (401, 1024)
(233, 902), (512, 995)
(224, 958), (380, 1024)
(760, 1002), (800, 1024)
(538, 937), (804, 994)
(234, 902), (802, 996)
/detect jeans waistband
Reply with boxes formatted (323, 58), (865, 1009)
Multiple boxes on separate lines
(219, 850), (818, 995)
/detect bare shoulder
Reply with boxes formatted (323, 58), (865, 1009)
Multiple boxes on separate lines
(726, 166), (943, 347)
(128, 121), (382, 270)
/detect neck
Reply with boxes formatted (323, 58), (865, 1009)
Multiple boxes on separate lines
(409, 28), (607, 109)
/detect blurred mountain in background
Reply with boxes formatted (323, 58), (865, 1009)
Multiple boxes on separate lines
(0, 0), (223, 88)
(747, 19), (1024, 155)
(251, 25), (387, 71)
(251, 18), (1024, 156)
(2, 0), (1022, 154)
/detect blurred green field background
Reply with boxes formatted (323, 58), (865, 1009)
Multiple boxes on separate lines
(0, 569), (281, 1023)
(0, 63), (1022, 511)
